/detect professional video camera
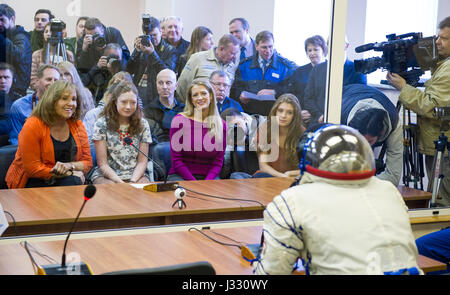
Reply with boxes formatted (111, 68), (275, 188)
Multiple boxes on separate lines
(354, 32), (438, 87)
(140, 13), (154, 47)
(48, 19), (65, 44)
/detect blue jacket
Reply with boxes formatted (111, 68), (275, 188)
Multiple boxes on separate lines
(0, 92), (13, 135)
(284, 63), (314, 108)
(231, 51), (297, 115)
(9, 93), (36, 145)
(303, 59), (367, 123)
(144, 97), (185, 143)
(0, 25), (32, 100)
(217, 97), (244, 114)
(232, 51), (297, 95)
(341, 84), (398, 137)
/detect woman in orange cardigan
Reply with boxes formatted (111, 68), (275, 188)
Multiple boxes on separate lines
(6, 80), (92, 188)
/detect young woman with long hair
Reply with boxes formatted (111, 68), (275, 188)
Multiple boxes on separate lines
(176, 26), (214, 75)
(256, 94), (304, 177)
(168, 81), (226, 181)
(90, 80), (152, 184)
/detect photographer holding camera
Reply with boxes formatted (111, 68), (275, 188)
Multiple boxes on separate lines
(82, 43), (124, 104)
(126, 15), (176, 108)
(387, 17), (450, 207)
(76, 17), (129, 79)
(0, 4), (32, 101)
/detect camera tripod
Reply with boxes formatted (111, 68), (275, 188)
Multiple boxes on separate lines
(427, 121), (450, 208)
(45, 33), (68, 65)
(401, 103), (425, 190)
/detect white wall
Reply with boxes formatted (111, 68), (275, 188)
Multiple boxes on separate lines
(145, 0), (274, 46)
(3, 0), (144, 51)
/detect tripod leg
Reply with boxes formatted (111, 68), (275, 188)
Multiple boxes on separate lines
(430, 151), (443, 207)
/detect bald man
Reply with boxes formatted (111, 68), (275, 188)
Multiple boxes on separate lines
(144, 69), (185, 143)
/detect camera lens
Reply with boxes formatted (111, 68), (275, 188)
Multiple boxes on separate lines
(93, 34), (106, 48)
(140, 35), (151, 47)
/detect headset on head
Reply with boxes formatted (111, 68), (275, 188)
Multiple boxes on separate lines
(298, 123), (332, 175)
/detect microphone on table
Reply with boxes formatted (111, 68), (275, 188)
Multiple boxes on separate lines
(172, 187), (187, 210)
(36, 185), (96, 275)
(123, 137), (178, 192)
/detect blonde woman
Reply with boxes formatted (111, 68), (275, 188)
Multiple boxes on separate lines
(168, 81), (226, 181)
(6, 80), (92, 188)
(58, 61), (95, 119)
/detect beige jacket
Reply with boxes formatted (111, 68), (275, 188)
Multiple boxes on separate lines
(254, 173), (421, 275)
(399, 58), (450, 155)
(176, 47), (238, 103)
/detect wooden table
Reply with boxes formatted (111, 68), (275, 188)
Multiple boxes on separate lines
(399, 186), (432, 209)
(0, 179), (434, 237)
(0, 178), (294, 236)
(0, 225), (444, 275)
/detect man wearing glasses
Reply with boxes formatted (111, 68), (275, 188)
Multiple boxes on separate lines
(209, 70), (243, 114)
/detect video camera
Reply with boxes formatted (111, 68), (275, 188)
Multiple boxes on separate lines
(140, 13), (154, 47)
(354, 32), (438, 87)
(48, 19), (65, 45)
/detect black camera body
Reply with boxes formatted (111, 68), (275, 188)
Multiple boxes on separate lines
(50, 19), (64, 34)
(92, 33), (106, 48)
(105, 54), (121, 73)
(92, 54), (121, 89)
(140, 13), (154, 47)
(434, 107), (450, 121)
(354, 32), (437, 87)
(48, 19), (65, 44)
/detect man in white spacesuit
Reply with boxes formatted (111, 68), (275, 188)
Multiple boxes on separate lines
(254, 124), (421, 275)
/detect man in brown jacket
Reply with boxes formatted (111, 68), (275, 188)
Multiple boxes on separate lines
(387, 16), (450, 207)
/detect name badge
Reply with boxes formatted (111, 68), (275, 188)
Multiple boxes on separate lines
(272, 73), (280, 79)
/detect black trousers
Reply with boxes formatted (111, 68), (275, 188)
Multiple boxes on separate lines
(25, 175), (82, 188)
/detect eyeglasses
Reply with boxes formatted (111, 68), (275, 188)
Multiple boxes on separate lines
(210, 81), (231, 89)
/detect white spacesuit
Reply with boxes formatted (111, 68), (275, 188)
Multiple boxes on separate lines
(254, 125), (421, 275)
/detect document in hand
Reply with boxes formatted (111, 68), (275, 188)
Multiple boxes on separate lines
(0, 203), (8, 236)
(242, 91), (276, 101)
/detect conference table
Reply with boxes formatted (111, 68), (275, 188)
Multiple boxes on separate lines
(0, 224), (445, 275)
(0, 178), (432, 237)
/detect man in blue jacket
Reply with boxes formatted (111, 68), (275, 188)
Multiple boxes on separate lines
(341, 84), (402, 186)
(231, 30), (297, 116)
(0, 4), (32, 101)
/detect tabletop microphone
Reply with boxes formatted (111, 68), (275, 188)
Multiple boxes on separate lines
(123, 137), (178, 192)
(36, 185), (96, 275)
(172, 187), (187, 209)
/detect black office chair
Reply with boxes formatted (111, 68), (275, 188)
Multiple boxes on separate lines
(102, 261), (216, 275)
(149, 141), (171, 181)
(0, 144), (18, 189)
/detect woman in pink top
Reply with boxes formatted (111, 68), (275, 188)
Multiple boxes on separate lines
(168, 81), (226, 181)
